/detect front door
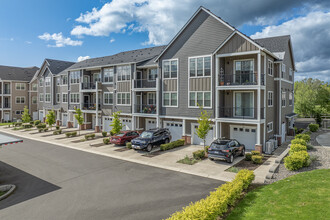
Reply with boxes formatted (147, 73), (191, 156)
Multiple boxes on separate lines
(136, 71), (142, 88)
(84, 96), (89, 109)
(4, 97), (9, 108)
(83, 75), (90, 89)
(136, 94), (142, 113)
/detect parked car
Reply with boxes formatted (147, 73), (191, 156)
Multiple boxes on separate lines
(208, 139), (245, 163)
(110, 131), (140, 146)
(131, 128), (172, 152)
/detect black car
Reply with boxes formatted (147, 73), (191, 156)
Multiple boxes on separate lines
(131, 128), (172, 152)
(208, 139), (245, 163)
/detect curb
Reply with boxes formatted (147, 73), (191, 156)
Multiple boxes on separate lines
(265, 148), (289, 181)
(0, 184), (16, 201)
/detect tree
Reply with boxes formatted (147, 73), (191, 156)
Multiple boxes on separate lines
(195, 105), (212, 154)
(45, 110), (56, 130)
(110, 111), (123, 136)
(74, 108), (84, 135)
(21, 106), (31, 123)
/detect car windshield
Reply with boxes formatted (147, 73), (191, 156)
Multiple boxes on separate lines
(210, 141), (229, 150)
(116, 133), (125, 137)
(140, 131), (153, 138)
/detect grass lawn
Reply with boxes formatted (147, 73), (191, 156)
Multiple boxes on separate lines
(0, 123), (12, 126)
(227, 169), (330, 220)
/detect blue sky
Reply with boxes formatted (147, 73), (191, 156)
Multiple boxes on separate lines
(1, 0), (329, 81)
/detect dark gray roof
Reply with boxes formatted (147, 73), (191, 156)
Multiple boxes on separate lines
(45, 59), (75, 75)
(253, 35), (291, 53)
(68, 45), (166, 70)
(0, 65), (39, 81)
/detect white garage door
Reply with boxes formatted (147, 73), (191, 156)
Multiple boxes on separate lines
(192, 124), (214, 146)
(33, 112), (38, 121)
(39, 111), (44, 122)
(164, 121), (183, 141)
(4, 112), (10, 122)
(121, 118), (132, 131)
(103, 117), (113, 132)
(230, 126), (256, 150)
(62, 113), (68, 127)
(146, 119), (157, 131)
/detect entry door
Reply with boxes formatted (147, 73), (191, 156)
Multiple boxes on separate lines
(4, 97), (9, 108)
(83, 75), (90, 89)
(136, 94), (142, 113)
(4, 112), (9, 121)
(84, 95), (89, 108)
(136, 71), (142, 88)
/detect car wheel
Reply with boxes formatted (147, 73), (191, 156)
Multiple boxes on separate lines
(146, 144), (153, 152)
(228, 155), (234, 163)
(240, 149), (245, 156)
(165, 139), (169, 144)
(209, 158), (214, 161)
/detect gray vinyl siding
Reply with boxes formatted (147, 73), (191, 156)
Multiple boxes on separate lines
(189, 77), (211, 91)
(265, 55), (276, 140)
(117, 81), (130, 92)
(218, 33), (259, 54)
(158, 9), (234, 118)
(163, 79), (177, 91)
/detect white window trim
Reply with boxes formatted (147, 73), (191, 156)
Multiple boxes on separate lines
(39, 78), (44, 87)
(39, 93), (44, 102)
(61, 75), (68, 86)
(147, 68), (158, 82)
(147, 92), (156, 105)
(15, 96), (25, 104)
(116, 92), (131, 106)
(45, 93), (51, 103)
(56, 93), (60, 103)
(70, 93), (80, 104)
(268, 91), (273, 107)
(16, 83), (26, 90)
(45, 77), (51, 87)
(188, 55), (212, 78)
(70, 71), (80, 85)
(282, 92), (286, 108)
(32, 96), (37, 104)
(103, 68), (114, 84)
(116, 65), (131, 82)
(62, 93), (68, 103)
(188, 91), (212, 109)
(233, 91), (255, 118)
(233, 59), (255, 77)
(15, 110), (24, 115)
(267, 122), (273, 133)
(163, 91), (178, 107)
(32, 83), (38, 91)
(267, 59), (273, 77)
(103, 92), (114, 105)
(162, 58), (178, 79)
(289, 92), (293, 106)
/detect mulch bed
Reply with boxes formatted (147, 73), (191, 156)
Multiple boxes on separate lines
(71, 136), (103, 143)
(141, 151), (162, 157)
(90, 143), (105, 147)
(114, 148), (130, 152)
(227, 155), (272, 171)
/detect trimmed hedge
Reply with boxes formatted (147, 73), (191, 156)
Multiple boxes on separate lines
(34, 120), (41, 126)
(14, 122), (22, 127)
(160, 139), (185, 151)
(102, 131), (107, 137)
(289, 144), (307, 154)
(55, 125), (60, 130)
(251, 150), (261, 156)
(53, 129), (62, 135)
(295, 133), (311, 143)
(291, 138), (307, 146)
(65, 131), (77, 137)
(284, 151), (310, 171)
(103, 138), (110, 144)
(38, 128), (48, 133)
(23, 124), (33, 129)
(309, 124), (319, 132)
(252, 155), (263, 164)
(36, 123), (47, 129)
(85, 133), (96, 140)
(126, 142), (132, 149)
(193, 150), (205, 160)
(167, 169), (255, 220)
(245, 153), (252, 161)
(29, 121), (34, 125)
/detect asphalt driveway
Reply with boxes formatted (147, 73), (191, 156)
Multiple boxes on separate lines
(0, 132), (223, 220)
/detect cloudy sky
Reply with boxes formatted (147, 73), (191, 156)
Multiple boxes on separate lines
(0, 0), (329, 81)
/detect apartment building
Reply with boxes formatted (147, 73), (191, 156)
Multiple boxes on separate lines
(34, 7), (295, 151)
(0, 65), (39, 122)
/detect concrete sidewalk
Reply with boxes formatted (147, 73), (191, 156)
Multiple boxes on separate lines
(0, 126), (241, 182)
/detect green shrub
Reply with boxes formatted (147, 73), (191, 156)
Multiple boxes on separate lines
(295, 133), (311, 143)
(22, 124), (33, 129)
(29, 121), (34, 125)
(291, 138), (307, 146)
(126, 142), (132, 149)
(294, 126), (298, 134)
(56, 125), (60, 130)
(38, 128), (43, 133)
(193, 150), (205, 160)
(205, 146), (209, 153)
(53, 129), (62, 135)
(34, 120), (41, 126)
(167, 169), (254, 220)
(177, 155), (199, 165)
(85, 133), (96, 140)
(36, 123), (46, 129)
(14, 122), (22, 127)
(44, 128), (48, 132)
(245, 153), (252, 161)
(160, 139), (185, 151)
(284, 151), (310, 171)
(305, 131), (312, 135)
(252, 155), (263, 164)
(289, 144), (307, 154)
(102, 131), (107, 137)
(251, 150), (261, 156)
(309, 123), (319, 132)
(103, 138), (110, 145)
(65, 131), (77, 137)
(109, 130), (115, 136)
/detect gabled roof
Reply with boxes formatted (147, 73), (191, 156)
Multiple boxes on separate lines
(45, 58), (75, 75)
(67, 46), (166, 70)
(0, 65), (39, 81)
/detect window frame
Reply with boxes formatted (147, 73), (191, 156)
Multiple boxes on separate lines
(45, 77), (51, 87)
(70, 93), (80, 104)
(16, 83), (26, 90)
(103, 92), (114, 105)
(147, 92), (156, 105)
(15, 96), (25, 104)
(62, 93), (68, 103)
(289, 91), (293, 106)
(116, 92), (131, 106)
(103, 68), (114, 84)
(188, 91), (212, 108)
(282, 91), (286, 107)
(32, 83), (38, 91)
(45, 93), (51, 103)
(233, 59), (254, 77)
(163, 92), (178, 107)
(62, 75), (68, 85)
(56, 77), (61, 86)
(117, 65), (131, 82)
(267, 59), (273, 76)
(188, 55), (212, 78)
(268, 91), (273, 107)
(39, 93), (44, 102)
(56, 93), (60, 103)
(15, 110), (24, 115)
(162, 59), (178, 79)
(267, 122), (273, 133)
(70, 71), (80, 84)
(148, 68), (158, 81)
(32, 96), (37, 104)
(39, 78), (43, 87)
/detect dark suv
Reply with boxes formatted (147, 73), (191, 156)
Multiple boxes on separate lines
(131, 128), (172, 152)
(208, 139), (245, 163)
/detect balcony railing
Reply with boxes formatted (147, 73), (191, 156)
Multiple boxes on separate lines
(3, 103), (11, 109)
(218, 73), (264, 86)
(134, 104), (157, 114)
(82, 102), (101, 111)
(81, 82), (101, 90)
(3, 89), (11, 94)
(218, 107), (264, 119)
(133, 79), (157, 89)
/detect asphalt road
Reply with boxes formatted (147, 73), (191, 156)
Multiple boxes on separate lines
(0, 132), (223, 220)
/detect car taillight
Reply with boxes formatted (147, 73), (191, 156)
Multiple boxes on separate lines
(222, 150), (230, 152)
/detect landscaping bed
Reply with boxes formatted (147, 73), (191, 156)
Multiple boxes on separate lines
(226, 155), (272, 173)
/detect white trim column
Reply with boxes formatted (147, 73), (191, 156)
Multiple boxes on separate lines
(215, 57), (219, 118)
(182, 119), (186, 136)
(257, 123), (261, 145)
(95, 86), (100, 132)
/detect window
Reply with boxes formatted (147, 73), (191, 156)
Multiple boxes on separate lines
(117, 65), (131, 81)
(117, 92), (130, 105)
(32, 96), (37, 104)
(103, 68), (114, 83)
(267, 122), (273, 133)
(70, 71), (80, 84)
(268, 60), (273, 76)
(62, 93), (68, 103)
(148, 68), (157, 81)
(15, 111), (24, 115)
(234, 60), (254, 83)
(16, 83), (26, 90)
(281, 63), (286, 78)
(39, 93), (44, 102)
(163, 60), (178, 78)
(189, 56), (211, 77)
(234, 92), (254, 118)
(70, 93), (80, 103)
(282, 92), (286, 107)
(45, 93), (51, 103)
(32, 83), (37, 91)
(56, 93), (60, 103)
(189, 91), (211, 107)
(45, 77), (51, 86)
(268, 91), (273, 107)
(62, 75), (68, 85)
(103, 92), (113, 105)
(163, 92), (177, 107)
(289, 68), (293, 80)
(93, 73), (101, 82)
(147, 93), (156, 105)
(39, 78), (43, 86)
(289, 92), (293, 106)
(15, 96), (25, 104)
(56, 77), (61, 85)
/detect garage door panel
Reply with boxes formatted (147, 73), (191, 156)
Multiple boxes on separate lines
(164, 121), (183, 141)
(146, 119), (156, 131)
(192, 125), (214, 146)
(230, 126), (256, 150)
(103, 117), (113, 132)
(121, 118), (132, 131)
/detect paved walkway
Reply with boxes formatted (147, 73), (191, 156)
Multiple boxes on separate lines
(316, 132), (330, 147)
(0, 126), (239, 182)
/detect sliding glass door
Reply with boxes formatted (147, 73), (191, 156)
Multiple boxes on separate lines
(234, 92), (254, 118)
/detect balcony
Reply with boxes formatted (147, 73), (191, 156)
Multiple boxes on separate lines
(134, 104), (157, 114)
(133, 79), (157, 90)
(3, 89), (11, 95)
(81, 82), (101, 91)
(218, 73), (264, 86)
(3, 103), (11, 109)
(218, 107), (264, 120)
(82, 102), (101, 111)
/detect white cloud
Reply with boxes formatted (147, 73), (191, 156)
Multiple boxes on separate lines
(251, 11), (330, 82)
(25, 41), (32, 44)
(38, 32), (83, 47)
(110, 38), (115, 43)
(77, 56), (90, 62)
(10, 38), (14, 41)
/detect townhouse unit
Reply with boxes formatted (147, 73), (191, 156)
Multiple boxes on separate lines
(34, 7), (295, 152)
(0, 65), (39, 122)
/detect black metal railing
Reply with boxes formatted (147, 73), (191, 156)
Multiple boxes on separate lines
(135, 104), (157, 114)
(3, 103), (11, 108)
(81, 82), (100, 90)
(218, 73), (264, 86)
(218, 107), (264, 119)
(3, 89), (10, 94)
(82, 102), (101, 110)
(134, 79), (157, 89)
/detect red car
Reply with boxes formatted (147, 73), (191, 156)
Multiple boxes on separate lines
(110, 131), (140, 145)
